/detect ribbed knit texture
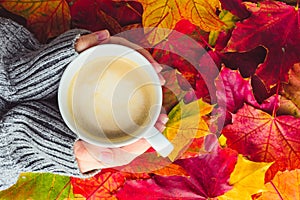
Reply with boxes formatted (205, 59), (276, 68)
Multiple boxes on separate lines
(0, 17), (96, 190)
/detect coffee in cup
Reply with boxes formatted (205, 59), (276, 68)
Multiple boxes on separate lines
(58, 44), (173, 157)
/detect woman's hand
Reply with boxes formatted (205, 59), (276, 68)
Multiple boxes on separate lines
(74, 30), (110, 52)
(73, 30), (168, 173)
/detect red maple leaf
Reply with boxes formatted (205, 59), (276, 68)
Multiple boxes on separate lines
(116, 135), (238, 199)
(225, 1), (300, 90)
(69, 0), (142, 34)
(71, 169), (149, 199)
(222, 104), (300, 182)
(216, 67), (279, 113)
(215, 67), (279, 127)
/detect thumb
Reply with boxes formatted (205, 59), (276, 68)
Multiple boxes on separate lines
(80, 141), (115, 164)
(75, 30), (110, 52)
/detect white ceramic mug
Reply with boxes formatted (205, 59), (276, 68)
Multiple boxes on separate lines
(58, 44), (173, 157)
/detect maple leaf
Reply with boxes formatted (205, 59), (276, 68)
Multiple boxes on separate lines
(282, 63), (300, 109)
(215, 67), (279, 125)
(226, 1), (300, 90)
(0, 173), (73, 199)
(163, 99), (213, 161)
(97, 0), (142, 27)
(135, 0), (224, 45)
(69, 0), (121, 34)
(207, 22), (267, 81)
(257, 169), (300, 200)
(116, 134), (238, 199)
(222, 104), (300, 182)
(0, 0), (71, 42)
(218, 155), (272, 200)
(69, 0), (142, 35)
(71, 169), (150, 199)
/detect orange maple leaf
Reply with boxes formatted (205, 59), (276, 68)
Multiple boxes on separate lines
(134, 0), (224, 45)
(0, 0), (71, 42)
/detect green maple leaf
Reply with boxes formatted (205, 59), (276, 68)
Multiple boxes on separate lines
(0, 173), (74, 200)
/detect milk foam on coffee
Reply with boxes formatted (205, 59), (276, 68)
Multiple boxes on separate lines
(69, 56), (156, 142)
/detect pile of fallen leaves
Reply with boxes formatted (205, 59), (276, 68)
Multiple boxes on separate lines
(0, 0), (299, 199)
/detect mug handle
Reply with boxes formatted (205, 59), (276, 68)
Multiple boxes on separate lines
(144, 127), (174, 157)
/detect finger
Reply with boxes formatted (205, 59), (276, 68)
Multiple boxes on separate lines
(103, 139), (151, 167)
(80, 140), (144, 168)
(75, 30), (110, 52)
(154, 114), (168, 132)
(120, 138), (151, 154)
(152, 62), (163, 73)
(157, 113), (169, 124)
(78, 139), (151, 169)
(154, 121), (166, 133)
(74, 140), (104, 173)
(81, 141), (114, 163)
(158, 73), (166, 85)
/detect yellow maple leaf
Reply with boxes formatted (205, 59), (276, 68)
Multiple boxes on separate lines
(0, 0), (71, 42)
(163, 99), (213, 161)
(135, 0), (224, 45)
(257, 169), (300, 200)
(218, 155), (272, 200)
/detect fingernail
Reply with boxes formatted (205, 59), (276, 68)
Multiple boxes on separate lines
(158, 74), (166, 85)
(158, 64), (163, 71)
(98, 150), (114, 163)
(161, 116), (169, 124)
(96, 30), (109, 42)
(159, 124), (166, 132)
(153, 63), (163, 71)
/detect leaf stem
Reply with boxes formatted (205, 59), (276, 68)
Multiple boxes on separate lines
(272, 47), (286, 117)
(272, 81), (280, 117)
(55, 180), (71, 200)
(270, 181), (284, 200)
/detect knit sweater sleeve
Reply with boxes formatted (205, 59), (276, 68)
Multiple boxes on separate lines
(0, 18), (99, 190)
(0, 101), (100, 191)
(0, 17), (91, 104)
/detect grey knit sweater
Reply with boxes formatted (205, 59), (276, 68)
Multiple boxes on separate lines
(0, 17), (95, 190)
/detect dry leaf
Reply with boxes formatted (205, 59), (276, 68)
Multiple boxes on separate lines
(218, 155), (272, 200)
(257, 169), (300, 200)
(135, 0), (224, 45)
(164, 99), (213, 161)
(1, 0), (71, 42)
(0, 173), (73, 200)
